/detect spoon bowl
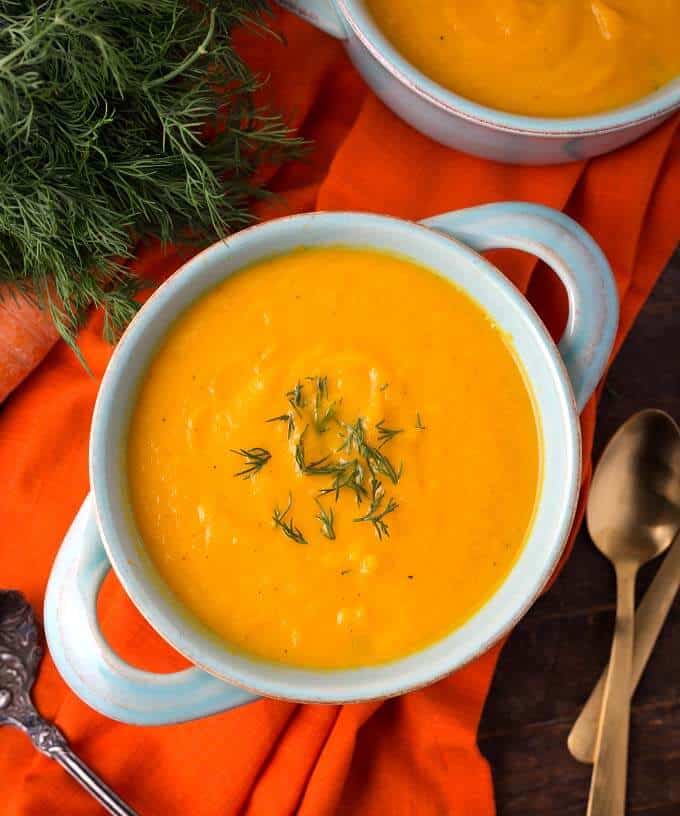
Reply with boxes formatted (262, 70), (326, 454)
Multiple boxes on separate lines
(587, 409), (680, 563)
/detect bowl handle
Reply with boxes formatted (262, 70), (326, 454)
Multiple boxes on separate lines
(421, 202), (618, 412)
(44, 494), (258, 725)
(276, 0), (347, 38)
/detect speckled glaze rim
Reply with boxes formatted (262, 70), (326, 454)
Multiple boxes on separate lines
(338, 0), (680, 137)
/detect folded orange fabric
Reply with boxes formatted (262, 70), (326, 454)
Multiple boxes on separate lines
(1, 11), (679, 815)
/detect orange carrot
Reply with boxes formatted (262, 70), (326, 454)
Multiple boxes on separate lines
(0, 287), (59, 402)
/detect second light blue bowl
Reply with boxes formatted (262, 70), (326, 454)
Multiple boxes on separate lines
(278, 0), (680, 164)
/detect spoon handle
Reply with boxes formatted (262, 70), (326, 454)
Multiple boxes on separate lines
(27, 720), (138, 816)
(50, 744), (138, 816)
(587, 563), (636, 816)
(568, 533), (680, 763)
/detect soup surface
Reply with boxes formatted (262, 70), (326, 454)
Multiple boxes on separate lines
(366, 0), (680, 117)
(127, 247), (541, 669)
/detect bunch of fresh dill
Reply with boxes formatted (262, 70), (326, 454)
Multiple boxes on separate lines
(0, 0), (303, 352)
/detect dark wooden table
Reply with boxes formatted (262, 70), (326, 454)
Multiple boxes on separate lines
(478, 249), (680, 815)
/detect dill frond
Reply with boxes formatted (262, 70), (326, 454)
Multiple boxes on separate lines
(315, 498), (336, 540)
(272, 493), (307, 545)
(0, 0), (305, 351)
(354, 478), (399, 540)
(231, 446), (271, 478)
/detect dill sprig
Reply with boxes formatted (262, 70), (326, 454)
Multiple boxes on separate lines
(267, 413), (295, 440)
(354, 478), (399, 540)
(318, 458), (367, 504)
(339, 418), (403, 485)
(364, 443), (403, 485)
(310, 375), (341, 433)
(272, 494), (307, 545)
(286, 382), (305, 416)
(294, 426), (335, 475)
(315, 498), (336, 540)
(337, 417), (366, 455)
(415, 412), (426, 430)
(376, 419), (403, 448)
(231, 446), (271, 478)
(0, 0), (305, 354)
(236, 377), (408, 540)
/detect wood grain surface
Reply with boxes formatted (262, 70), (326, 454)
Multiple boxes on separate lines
(478, 249), (680, 816)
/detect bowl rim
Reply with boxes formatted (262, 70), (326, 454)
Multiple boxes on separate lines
(339, 0), (680, 137)
(90, 211), (581, 703)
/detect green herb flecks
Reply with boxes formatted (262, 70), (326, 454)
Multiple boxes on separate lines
(286, 382), (305, 416)
(273, 494), (307, 545)
(376, 419), (403, 448)
(354, 479), (399, 540)
(235, 376), (408, 541)
(338, 418), (402, 484)
(364, 443), (403, 485)
(315, 498), (336, 540)
(267, 413), (295, 440)
(295, 426), (336, 475)
(310, 375), (341, 433)
(338, 417), (366, 455)
(231, 447), (271, 479)
(415, 412), (426, 430)
(318, 458), (367, 504)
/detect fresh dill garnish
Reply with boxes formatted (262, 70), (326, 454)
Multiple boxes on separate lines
(365, 444), (403, 485)
(231, 447), (271, 479)
(286, 382), (305, 416)
(337, 417), (366, 454)
(318, 459), (367, 504)
(237, 377), (408, 539)
(310, 375), (340, 433)
(338, 417), (402, 485)
(308, 375), (327, 393)
(354, 479), (399, 540)
(315, 498), (336, 540)
(267, 413), (295, 440)
(272, 494), (307, 545)
(415, 412), (426, 430)
(365, 477), (385, 515)
(0, 1), (305, 355)
(294, 426), (336, 475)
(376, 419), (404, 448)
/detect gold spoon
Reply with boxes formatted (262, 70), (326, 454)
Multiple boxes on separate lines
(568, 532), (679, 763)
(581, 410), (680, 816)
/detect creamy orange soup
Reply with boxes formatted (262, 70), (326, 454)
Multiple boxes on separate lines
(366, 0), (680, 117)
(127, 247), (541, 669)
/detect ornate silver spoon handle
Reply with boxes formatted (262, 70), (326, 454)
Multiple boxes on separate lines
(26, 717), (138, 816)
(0, 590), (138, 816)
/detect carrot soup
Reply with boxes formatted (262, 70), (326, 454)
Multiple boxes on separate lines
(366, 0), (680, 117)
(127, 247), (541, 669)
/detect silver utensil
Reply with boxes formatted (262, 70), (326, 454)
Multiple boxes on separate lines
(0, 589), (138, 816)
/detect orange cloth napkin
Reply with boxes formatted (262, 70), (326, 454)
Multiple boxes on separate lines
(1, 11), (679, 815)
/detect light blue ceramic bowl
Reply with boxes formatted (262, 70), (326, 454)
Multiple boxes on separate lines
(278, 0), (680, 164)
(44, 203), (618, 725)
